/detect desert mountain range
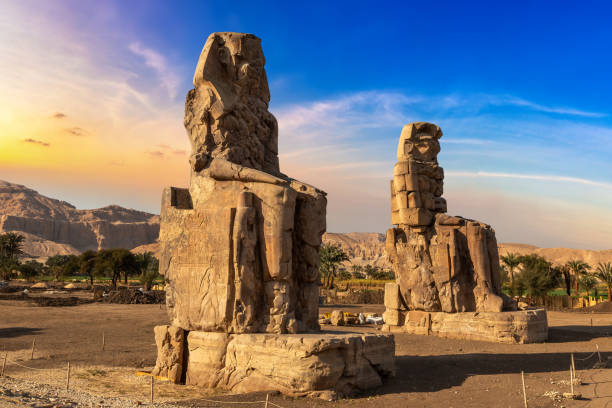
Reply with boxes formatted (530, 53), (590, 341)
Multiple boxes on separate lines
(0, 180), (159, 258)
(2, 179), (611, 266)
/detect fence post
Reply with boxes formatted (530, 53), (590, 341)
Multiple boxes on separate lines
(1, 353), (7, 377)
(66, 361), (71, 391)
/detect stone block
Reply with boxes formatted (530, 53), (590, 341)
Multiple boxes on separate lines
(184, 331), (395, 396)
(152, 325), (185, 383)
(382, 309), (405, 326)
(402, 309), (548, 344)
(384, 283), (402, 310)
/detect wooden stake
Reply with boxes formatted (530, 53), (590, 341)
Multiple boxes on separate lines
(571, 353), (576, 378)
(521, 371), (528, 408)
(1, 353), (7, 377)
(150, 375), (154, 403)
(570, 363), (574, 395)
(102, 332), (105, 351)
(30, 338), (36, 360)
(265, 393), (269, 408)
(66, 361), (71, 391)
(596, 344), (602, 363)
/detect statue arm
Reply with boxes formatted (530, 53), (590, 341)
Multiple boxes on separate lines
(208, 158), (289, 185)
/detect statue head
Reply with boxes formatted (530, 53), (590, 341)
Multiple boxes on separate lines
(185, 32), (279, 175)
(396, 122), (442, 162)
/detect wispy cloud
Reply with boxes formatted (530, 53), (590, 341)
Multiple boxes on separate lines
(147, 151), (164, 158)
(129, 42), (180, 99)
(446, 171), (612, 190)
(52, 112), (67, 119)
(64, 127), (87, 137)
(500, 96), (606, 118)
(23, 138), (50, 147)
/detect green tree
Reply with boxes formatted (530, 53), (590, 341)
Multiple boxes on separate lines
(18, 260), (43, 281)
(46, 254), (79, 281)
(517, 254), (561, 297)
(319, 244), (349, 289)
(350, 264), (365, 279)
(0, 232), (25, 280)
(500, 252), (520, 295)
(579, 274), (598, 297)
(594, 262), (612, 302)
(136, 252), (160, 291)
(566, 260), (590, 295)
(78, 250), (98, 285)
(94, 249), (138, 289)
(559, 264), (572, 296)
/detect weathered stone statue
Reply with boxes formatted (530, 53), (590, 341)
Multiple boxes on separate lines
(384, 122), (547, 343)
(387, 122), (506, 313)
(162, 32), (325, 335)
(153, 32), (394, 396)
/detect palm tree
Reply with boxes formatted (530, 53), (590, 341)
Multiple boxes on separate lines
(566, 260), (590, 295)
(501, 253), (520, 295)
(594, 262), (612, 302)
(559, 264), (572, 296)
(319, 244), (349, 289)
(135, 252), (159, 290)
(0, 232), (25, 281)
(0, 232), (25, 260)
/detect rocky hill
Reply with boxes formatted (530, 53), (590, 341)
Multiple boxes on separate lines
(0, 180), (159, 258)
(498, 243), (612, 267)
(3, 179), (610, 267)
(135, 233), (612, 269)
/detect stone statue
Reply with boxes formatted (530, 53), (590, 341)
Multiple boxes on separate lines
(386, 122), (513, 313)
(160, 32), (325, 335)
(153, 33), (395, 394)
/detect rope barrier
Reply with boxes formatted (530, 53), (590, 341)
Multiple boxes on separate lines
(5, 358), (49, 371)
(574, 351), (598, 361)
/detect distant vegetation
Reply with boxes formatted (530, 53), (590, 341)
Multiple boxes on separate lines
(0, 232), (160, 288)
(501, 252), (611, 301)
(319, 243), (394, 289)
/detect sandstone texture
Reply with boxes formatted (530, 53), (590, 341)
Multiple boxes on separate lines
(183, 330), (394, 396)
(386, 123), (513, 314)
(151, 325), (185, 383)
(383, 309), (548, 344)
(160, 32), (326, 335)
(155, 32), (395, 396)
(323, 232), (388, 268)
(0, 180), (159, 257)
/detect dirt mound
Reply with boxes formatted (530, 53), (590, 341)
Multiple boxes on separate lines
(0, 292), (91, 306)
(584, 301), (612, 313)
(98, 287), (165, 304)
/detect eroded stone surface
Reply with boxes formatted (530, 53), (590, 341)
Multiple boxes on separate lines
(383, 309), (548, 344)
(160, 32), (326, 335)
(184, 331), (395, 396)
(156, 32), (394, 396)
(151, 325), (185, 383)
(386, 122), (513, 314)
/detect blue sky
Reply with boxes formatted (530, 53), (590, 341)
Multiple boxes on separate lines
(1, 0), (611, 249)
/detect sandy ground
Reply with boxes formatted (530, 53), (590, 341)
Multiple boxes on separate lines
(0, 299), (610, 407)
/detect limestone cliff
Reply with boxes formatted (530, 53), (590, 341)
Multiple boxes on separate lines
(0, 180), (159, 257)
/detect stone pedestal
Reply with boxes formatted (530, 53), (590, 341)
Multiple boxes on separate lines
(382, 309), (548, 344)
(153, 328), (395, 397)
(383, 283), (547, 343)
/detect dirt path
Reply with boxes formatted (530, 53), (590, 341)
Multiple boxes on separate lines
(0, 302), (610, 407)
